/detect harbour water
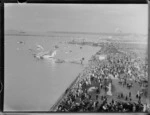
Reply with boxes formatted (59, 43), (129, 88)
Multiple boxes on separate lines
(4, 34), (100, 111)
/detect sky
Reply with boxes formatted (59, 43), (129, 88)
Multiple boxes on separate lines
(5, 4), (148, 34)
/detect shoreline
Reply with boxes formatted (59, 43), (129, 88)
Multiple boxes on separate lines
(50, 42), (148, 112)
(49, 43), (115, 111)
(49, 54), (99, 111)
(50, 73), (82, 111)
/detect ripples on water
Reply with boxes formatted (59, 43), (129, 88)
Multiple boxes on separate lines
(4, 35), (100, 111)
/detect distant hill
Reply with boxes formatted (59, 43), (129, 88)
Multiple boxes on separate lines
(46, 31), (146, 36)
(5, 29), (27, 35)
(5, 30), (45, 36)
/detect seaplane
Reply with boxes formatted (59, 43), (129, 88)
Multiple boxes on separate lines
(32, 44), (57, 59)
(35, 50), (57, 59)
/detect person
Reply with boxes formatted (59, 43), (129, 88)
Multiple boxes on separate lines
(80, 57), (85, 65)
(129, 92), (131, 97)
(130, 98), (132, 101)
(125, 96), (128, 101)
(101, 96), (104, 100)
(96, 88), (100, 94)
(121, 93), (123, 98)
(143, 104), (147, 112)
(136, 94), (139, 98)
(112, 99), (114, 104)
(96, 94), (99, 100)
(132, 104), (136, 112)
(139, 95), (141, 102)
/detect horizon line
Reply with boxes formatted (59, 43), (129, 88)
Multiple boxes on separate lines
(5, 29), (147, 36)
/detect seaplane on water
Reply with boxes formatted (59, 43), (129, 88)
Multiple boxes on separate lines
(33, 44), (57, 59)
(35, 50), (57, 59)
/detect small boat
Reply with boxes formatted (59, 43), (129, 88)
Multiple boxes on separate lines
(17, 41), (24, 44)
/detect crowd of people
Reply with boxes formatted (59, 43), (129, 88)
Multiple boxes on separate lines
(55, 45), (148, 112)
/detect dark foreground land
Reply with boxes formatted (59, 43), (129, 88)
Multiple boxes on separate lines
(50, 39), (148, 112)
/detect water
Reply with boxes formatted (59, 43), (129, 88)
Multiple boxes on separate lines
(4, 35), (100, 111)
